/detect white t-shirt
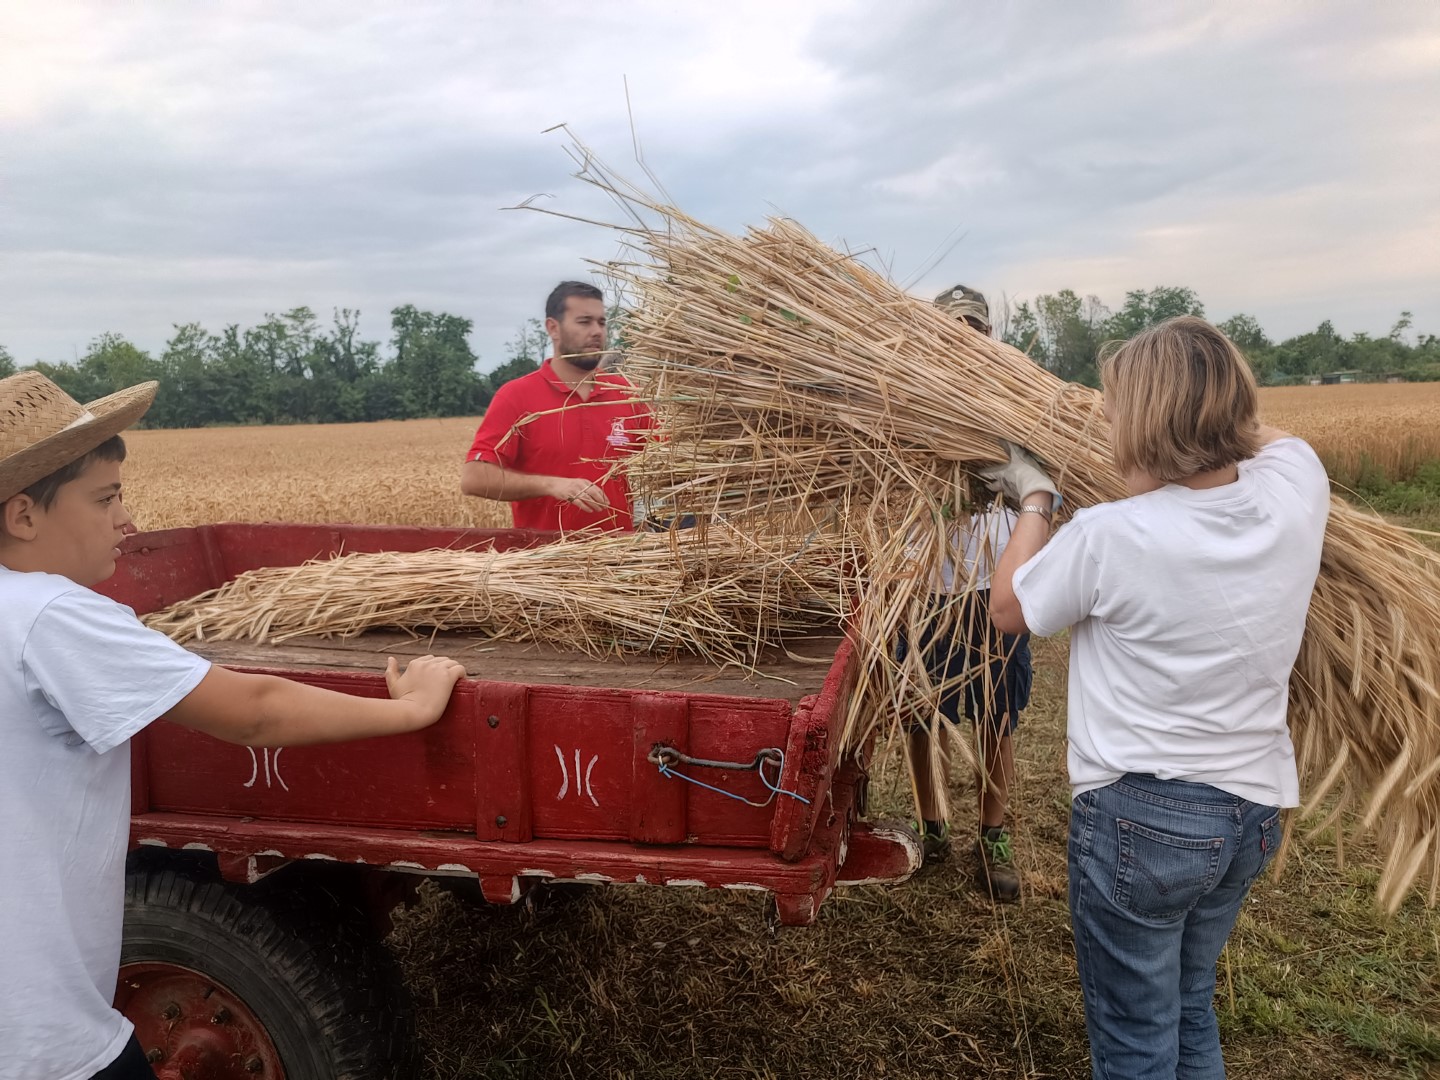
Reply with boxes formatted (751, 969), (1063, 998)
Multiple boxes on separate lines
(0, 567), (211, 1080)
(911, 509), (1017, 594)
(1012, 438), (1330, 806)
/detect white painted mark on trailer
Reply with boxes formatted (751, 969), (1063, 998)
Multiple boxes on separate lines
(583, 754), (599, 807)
(665, 879), (706, 887)
(436, 863), (473, 873)
(554, 744), (569, 800)
(302, 853), (338, 861)
(720, 882), (768, 892)
(243, 747), (289, 790)
(553, 744), (600, 806)
(181, 843), (213, 852)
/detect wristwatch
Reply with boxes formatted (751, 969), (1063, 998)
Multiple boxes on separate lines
(1019, 503), (1053, 522)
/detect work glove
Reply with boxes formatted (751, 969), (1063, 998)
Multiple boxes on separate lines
(978, 440), (1062, 512)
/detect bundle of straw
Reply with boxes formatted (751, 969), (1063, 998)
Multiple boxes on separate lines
(147, 525), (853, 670)
(545, 145), (1440, 910)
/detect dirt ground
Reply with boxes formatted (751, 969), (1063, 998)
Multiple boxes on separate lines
(389, 636), (1440, 1079)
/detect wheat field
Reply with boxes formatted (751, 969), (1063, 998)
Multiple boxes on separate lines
(119, 384), (1440, 530)
(1260, 383), (1440, 487)
(122, 416), (512, 531)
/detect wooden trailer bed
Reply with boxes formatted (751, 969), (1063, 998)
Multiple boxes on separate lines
(191, 630), (847, 704)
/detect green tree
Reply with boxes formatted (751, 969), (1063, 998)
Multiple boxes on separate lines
(1033, 290), (1110, 385)
(1217, 314), (1270, 352)
(482, 318), (547, 399)
(152, 323), (222, 427)
(1105, 286), (1205, 340)
(387, 305), (485, 418)
(312, 309), (382, 423)
(1271, 320), (1346, 380)
(1000, 300), (1042, 359)
(1217, 314), (1277, 384)
(0, 344), (14, 378)
(78, 333), (162, 403)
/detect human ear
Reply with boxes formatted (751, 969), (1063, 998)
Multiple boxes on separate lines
(1, 494), (40, 541)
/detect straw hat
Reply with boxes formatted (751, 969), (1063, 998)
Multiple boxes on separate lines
(0, 372), (158, 502)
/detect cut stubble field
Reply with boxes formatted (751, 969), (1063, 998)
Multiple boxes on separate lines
(120, 385), (1440, 1078)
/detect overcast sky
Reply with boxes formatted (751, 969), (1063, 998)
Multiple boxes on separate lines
(2, 1), (1437, 370)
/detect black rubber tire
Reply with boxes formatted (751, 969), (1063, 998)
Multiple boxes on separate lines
(122, 869), (420, 1080)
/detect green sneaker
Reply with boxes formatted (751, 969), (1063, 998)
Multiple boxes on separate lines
(974, 829), (1021, 903)
(912, 820), (951, 863)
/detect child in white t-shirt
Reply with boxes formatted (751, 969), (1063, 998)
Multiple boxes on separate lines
(899, 506), (1031, 903)
(0, 372), (466, 1080)
(904, 283), (1033, 904)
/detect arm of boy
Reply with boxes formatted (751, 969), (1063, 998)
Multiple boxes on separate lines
(162, 654), (465, 747)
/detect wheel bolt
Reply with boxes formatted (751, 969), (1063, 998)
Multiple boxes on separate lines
(244, 1056), (264, 1073)
(161, 1003), (180, 1021)
(146, 1049), (164, 1064)
(211, 1006), (231, 1024)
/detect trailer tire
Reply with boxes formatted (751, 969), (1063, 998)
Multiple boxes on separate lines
(120, 869), (420, 1080)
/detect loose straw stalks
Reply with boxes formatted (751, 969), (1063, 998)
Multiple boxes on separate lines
(547, 136), (1440, 911)
(147, 525), (854, 672)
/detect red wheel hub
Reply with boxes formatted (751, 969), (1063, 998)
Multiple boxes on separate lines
(115, 962), (285, 1080)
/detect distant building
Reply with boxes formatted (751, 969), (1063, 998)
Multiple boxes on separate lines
(1319, 370), (1361, 385)
(1385, 372), (1408, 384)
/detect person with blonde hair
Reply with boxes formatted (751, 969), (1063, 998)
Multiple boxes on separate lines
(981, 316), (1330, 1078)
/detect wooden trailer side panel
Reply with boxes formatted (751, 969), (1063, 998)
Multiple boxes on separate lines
(138, 672), (482, 831)
(133, 668), (803, 849)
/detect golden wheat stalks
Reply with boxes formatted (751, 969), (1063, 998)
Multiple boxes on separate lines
(146, 525), (854, 671)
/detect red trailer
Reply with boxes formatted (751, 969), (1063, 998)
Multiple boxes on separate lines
(99, 522), (918, 1079)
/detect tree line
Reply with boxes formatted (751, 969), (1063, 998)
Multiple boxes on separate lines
(2, 291), (1435, 429)
(0, 306), (552, 429)
(997, 286), (1438, 387)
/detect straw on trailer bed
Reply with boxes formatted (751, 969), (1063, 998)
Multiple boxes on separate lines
(147, 524), (855, 673)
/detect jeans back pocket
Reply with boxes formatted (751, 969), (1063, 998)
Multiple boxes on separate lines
(1113, 819), (1225, 922)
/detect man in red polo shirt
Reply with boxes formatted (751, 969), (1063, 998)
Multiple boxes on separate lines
(462, 281), (652, 532)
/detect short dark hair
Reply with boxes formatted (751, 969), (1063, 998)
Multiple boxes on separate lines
(545, 280), (604, 323)
(22, 435), (128, 509)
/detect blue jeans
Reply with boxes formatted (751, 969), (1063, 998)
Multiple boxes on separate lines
(1068, 774), (1280, 1080)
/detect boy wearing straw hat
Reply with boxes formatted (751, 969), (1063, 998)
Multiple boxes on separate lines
(900, 284), (1032, 904)
(0, 372), (466, 1080)
(462, 280), (652, 533)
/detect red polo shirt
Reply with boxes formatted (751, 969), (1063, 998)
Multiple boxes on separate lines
(466, 360), (653, 532)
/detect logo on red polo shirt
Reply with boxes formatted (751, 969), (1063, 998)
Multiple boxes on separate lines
(606, 417), (632, 449)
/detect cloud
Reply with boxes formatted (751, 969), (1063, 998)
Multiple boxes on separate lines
(0, 0), (1436, 367)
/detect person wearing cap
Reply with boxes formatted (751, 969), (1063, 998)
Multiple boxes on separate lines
(462, 280), (653, 533)
(899, 284), (1032, 903)
(0, 373), (467, 1080)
